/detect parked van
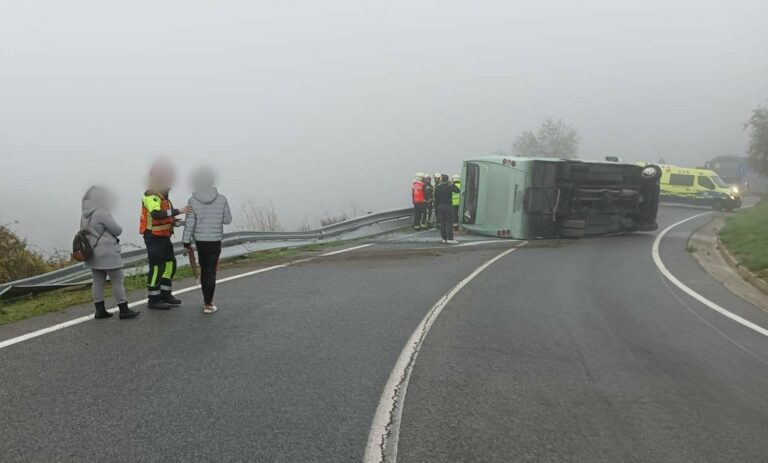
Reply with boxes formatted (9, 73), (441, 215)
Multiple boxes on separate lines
(460, 156), (661, 239)
(651, 164), (741, 210)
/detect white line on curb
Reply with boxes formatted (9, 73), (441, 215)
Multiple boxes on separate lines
(652, 212), (768, 337)
(364, 242), (527, 463)
(0, 244), (374, 351)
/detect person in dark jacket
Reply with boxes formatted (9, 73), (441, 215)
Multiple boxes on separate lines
(81, 186), (140, 320)
(434, 174), (461, 244)
(182, 167), (232, 314)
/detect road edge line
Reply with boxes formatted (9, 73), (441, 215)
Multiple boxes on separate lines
(363, 242), (527, 463)
(0, 244), (374, 351)
(652, 212), (768, 337)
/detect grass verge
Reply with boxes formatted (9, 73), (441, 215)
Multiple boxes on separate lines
(719, 197), (768, 279)
(0, 241), (344, 326)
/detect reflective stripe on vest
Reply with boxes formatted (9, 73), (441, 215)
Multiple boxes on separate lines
(140, 192), (174, 236)
(452, 181), (461, 206)
(412, 180), (425, 203)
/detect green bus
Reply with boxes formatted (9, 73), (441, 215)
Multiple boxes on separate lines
(460, 156), (661, 239)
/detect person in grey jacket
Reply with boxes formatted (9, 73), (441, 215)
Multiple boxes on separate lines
(182, 168), (232, 313)
(81, 186), (140, 320)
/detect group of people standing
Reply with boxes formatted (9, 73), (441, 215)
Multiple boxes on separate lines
(411, 172), (461, 244)
(79, 161), (231, 320)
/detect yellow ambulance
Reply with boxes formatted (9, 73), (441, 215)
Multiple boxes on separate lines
(656, 164), (741, 210)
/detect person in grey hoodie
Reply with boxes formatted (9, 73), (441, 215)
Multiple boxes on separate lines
(81, 186), (140, 320)
(182, 168), (232, 313)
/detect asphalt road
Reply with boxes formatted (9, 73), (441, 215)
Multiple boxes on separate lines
(1, 205), (767, 462)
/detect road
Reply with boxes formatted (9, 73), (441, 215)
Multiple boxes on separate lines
(1, 205), (767, 462)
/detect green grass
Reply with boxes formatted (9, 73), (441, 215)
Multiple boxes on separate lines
(0, 241), (346, 326)
(719, 197), (768, 279)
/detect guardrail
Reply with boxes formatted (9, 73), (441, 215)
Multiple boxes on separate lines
(0, 208), (413, 299)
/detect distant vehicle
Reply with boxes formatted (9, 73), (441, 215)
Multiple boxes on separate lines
(704, 155), (766, 195)
(459, 156), (660, 239)
(651, 164), (741, 211)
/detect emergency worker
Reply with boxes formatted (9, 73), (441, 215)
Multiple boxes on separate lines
(140, 161), (191, 310)
(451, 174), (461, 230)
(412, 173), (427, 230)
(423, 175), (435, 228)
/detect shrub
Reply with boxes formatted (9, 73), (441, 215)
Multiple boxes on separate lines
(0, 225), (52, 284)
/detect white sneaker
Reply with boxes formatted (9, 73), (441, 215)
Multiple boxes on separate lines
(203, 305), (218, 314)
(447, 240), (459, 244)
(441, 239), (447, 244)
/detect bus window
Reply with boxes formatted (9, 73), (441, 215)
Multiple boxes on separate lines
(698, 176), (715, 190)
(669, 174), (694, 187)
(463, 163), (480, 224)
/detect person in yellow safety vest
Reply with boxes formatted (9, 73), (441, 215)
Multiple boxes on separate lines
(451, 174), (461, 230)
(140, 160), (191, 310)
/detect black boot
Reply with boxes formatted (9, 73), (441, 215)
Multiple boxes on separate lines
(118, 302), (140, 319)
(161, 290), (182, 306)
(148, 298), (171, 310)
(94, 301), (113, 319)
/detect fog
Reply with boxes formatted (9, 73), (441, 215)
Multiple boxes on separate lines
(1, 0), (766, 252)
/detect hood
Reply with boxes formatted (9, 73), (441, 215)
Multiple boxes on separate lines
(82, 186), (111, 219)
(193, 187), (219, 204)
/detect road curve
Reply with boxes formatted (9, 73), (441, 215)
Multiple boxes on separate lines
(0, 206), (766, 462)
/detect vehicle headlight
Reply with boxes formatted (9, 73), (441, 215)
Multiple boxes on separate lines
(732, 186), (739, 194)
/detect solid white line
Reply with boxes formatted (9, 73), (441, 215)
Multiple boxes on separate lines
(457, 239), (521, 247)
(652, 212), (768, 337)
(363, 242), (527, 463)
(0, 244), (376, 351)
(319, 243), (373, 256)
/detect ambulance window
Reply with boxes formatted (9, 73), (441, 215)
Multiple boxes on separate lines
(463, 163), (480, 224)
(669, 174), (694, 187)
(712, 175), (728, 188)
(698, 176), (715, 190)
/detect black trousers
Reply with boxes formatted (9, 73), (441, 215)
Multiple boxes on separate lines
(453, 205), (460, 226)
(196, 241), (222, 305)
(413, 203), (426, 228)
(438, 205), (455, 240)
(144, 234), (176, 301)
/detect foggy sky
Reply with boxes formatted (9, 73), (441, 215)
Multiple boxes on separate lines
(2, 0), (767, 252)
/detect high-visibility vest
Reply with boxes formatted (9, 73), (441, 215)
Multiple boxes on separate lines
(452, 181), (461, 206)
(139, 191), (174, 237)
(412, 180), (425, 203)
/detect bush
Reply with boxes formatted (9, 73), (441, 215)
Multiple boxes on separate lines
(0, 225), (52, 284)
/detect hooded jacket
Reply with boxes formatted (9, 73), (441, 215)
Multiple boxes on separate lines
(182, 187), (232, 244)
(81, 188), (124, 270)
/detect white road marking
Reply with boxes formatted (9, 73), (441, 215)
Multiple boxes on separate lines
(319, 243), (373, 256)
(652, 212), (768, 337)
(364, 242), (527, 463)
(457, 239), (521, 247)
(0, 243), (375, 351)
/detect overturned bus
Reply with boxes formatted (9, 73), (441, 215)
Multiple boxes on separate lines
(459, 156), (661, 239)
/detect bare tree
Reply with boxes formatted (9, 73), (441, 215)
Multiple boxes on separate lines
(512, 118), (579, 159)
(746, 104), (768, 176)
(237, 199), (284, 232)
